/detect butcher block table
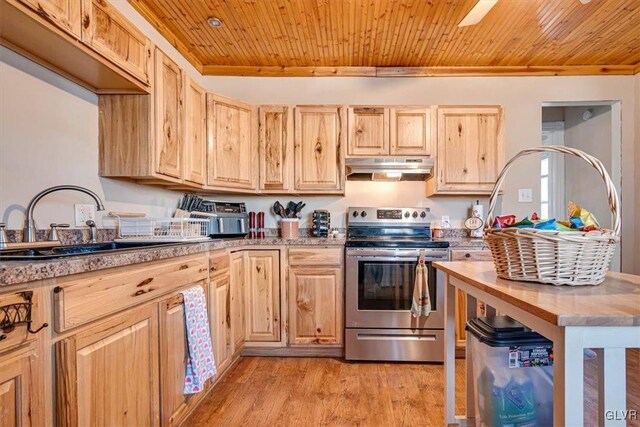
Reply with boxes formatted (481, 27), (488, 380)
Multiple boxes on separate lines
(434, 261), (640, 427)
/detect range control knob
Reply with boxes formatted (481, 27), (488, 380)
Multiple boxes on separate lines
(352, 211), (359, 217)
(404, 211), (410, 218)
(412, 211), (418, 218)
(361, 211), (367, 218)
(420, 211), (427, 218)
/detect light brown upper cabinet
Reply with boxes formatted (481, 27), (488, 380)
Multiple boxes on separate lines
(390, 107), (433, 156)
(183, 77), (207, 185)
(155, 49), (183, 179)
(347, 107), (389, 156)
(207, 95), (258, 190)
(244, 251), (281, 343)
(259, 106), (294, 192)
(294, 106), (346, 193)
(80, 0), (152, 85)
(428, 106), (505, 195)
(17, 0), (81, 37)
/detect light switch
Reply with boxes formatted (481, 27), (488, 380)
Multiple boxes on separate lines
(518, 189), (533, 203)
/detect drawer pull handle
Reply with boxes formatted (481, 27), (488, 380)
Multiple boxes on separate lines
(53, 286), (63, 293)
(0, 335), (5, 342)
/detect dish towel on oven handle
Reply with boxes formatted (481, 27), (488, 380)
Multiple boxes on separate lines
(411, 249), (432, 317)
(181, 286), (216, 394)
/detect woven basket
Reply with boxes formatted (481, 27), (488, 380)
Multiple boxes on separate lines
(484, 145), (620, 286)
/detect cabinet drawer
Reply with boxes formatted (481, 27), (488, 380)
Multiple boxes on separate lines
(54, 254), (208, 332)
(209, 250), (229, 277)
(450, 249), (493, 262)
(0, 291), (43, 354)
(288, 247), (343, 266)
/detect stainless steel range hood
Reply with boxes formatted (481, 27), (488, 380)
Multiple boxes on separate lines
(345, 157), (434, 181)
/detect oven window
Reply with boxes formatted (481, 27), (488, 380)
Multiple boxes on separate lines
(357, 260), (436, 311)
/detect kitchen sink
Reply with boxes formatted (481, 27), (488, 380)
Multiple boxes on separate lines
(0, 241), (190, 260)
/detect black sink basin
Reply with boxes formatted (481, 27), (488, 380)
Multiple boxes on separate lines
(0, 241), (186, 260)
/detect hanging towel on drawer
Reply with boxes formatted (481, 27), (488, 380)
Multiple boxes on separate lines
(411, 250), (432, 317)
(181, 286), (216, 394)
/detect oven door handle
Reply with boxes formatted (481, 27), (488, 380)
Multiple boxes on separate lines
(346, 256), (419, 262)
(346, 249), (448, 259)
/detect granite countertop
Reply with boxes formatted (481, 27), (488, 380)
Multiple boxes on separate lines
(0, 237), (345, 287)
(0, 236), (487, 287)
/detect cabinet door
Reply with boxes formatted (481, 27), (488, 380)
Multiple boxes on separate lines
(18, 0), (81, 37)
(259, 106), (294, 192)
(56, 305), (160, 426)
(159, 288), (208, 427)
(80, 0), (152, 85)
(245, 251), (280, 342)
(0, 345), (42, 427)
(210, 276), (231, 375)
(288, 267), (343, 345)
(183, 77), (206, 185)
(294, 106), (345, 192)
(390, 107), (433, 156)
(207, 95), (257, 189)
(435, 107), (505, 193)
(155, 49), (183, 179)
(229, 252), (245, 352)
(347, 107), (389, 156)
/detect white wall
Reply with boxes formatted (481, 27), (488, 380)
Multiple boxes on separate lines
(636, 73), (640, 274)
(563, 106), (613, 227)
(0, 1), (637, 272)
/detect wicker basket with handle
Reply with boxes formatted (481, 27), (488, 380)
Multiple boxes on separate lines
(484, 145), (620, 286)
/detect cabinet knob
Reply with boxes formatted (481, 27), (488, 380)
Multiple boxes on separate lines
(465, 253), (471, 258)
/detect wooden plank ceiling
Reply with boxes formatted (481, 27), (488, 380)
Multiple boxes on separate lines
(128, 0), (640, 76)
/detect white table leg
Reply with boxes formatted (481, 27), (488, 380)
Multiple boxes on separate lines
(465, 293), (477, 422)
(554, 327), (585, 427)
(444, 275), (456, 426)
(598, 347), (627, 426)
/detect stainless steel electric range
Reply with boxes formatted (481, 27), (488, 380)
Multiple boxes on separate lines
(345, 207), (449, 362)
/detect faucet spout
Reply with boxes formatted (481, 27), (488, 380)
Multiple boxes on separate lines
(23, 185), (106, 243)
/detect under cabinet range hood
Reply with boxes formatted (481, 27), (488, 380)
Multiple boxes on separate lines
(345, 157), (434, 181)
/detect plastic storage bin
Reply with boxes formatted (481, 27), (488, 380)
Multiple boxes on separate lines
(466, 316), (554, 427)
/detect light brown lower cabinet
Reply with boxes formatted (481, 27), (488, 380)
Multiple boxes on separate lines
(211, 274), (232, 375)
(229, 252), (246, 353)
(244, 251), (280, 343)
(288, 267), (343, 346)
(0, 344), (43, 426)
(56, 304), (160, 426)
(450, 249), (493, 348)
(159, 286), (208, 427)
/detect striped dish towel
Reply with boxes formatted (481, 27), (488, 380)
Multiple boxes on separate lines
(411, 250), (432, 317)
(181, 286), (216, 394)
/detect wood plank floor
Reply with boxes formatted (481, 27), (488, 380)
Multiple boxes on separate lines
(186, 351), (639, 426)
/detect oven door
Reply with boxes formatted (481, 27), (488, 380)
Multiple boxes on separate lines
(345, 248), (445, 329)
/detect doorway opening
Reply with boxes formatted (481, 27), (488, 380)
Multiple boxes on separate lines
(541, 101), (622, 272)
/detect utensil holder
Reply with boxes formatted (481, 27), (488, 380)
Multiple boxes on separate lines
(280, 218), (299, 239)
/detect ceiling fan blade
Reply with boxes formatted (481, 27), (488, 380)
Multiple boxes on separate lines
(458, 0), (499, 27)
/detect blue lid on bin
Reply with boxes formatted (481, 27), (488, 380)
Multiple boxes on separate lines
(466, 316), (552, 347)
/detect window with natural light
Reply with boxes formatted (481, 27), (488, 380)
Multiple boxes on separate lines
(540, 155), (550, 219)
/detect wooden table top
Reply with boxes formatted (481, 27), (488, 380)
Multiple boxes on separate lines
(434, 261), (640, 327)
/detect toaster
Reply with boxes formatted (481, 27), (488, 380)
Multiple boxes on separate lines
(190, 201), (249, 238)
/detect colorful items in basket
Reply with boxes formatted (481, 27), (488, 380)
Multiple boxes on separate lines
(492, 202), (601, 232)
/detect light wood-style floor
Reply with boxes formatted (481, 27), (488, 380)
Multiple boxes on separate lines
(186, 351), (640, 426)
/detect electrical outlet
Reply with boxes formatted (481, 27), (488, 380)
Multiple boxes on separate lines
(518, 189), (533, 203)
(75, 204), (96, 227)
(441, 215), (451, 228)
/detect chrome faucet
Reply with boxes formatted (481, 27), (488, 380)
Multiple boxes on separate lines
(23, 185), (105, 242)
